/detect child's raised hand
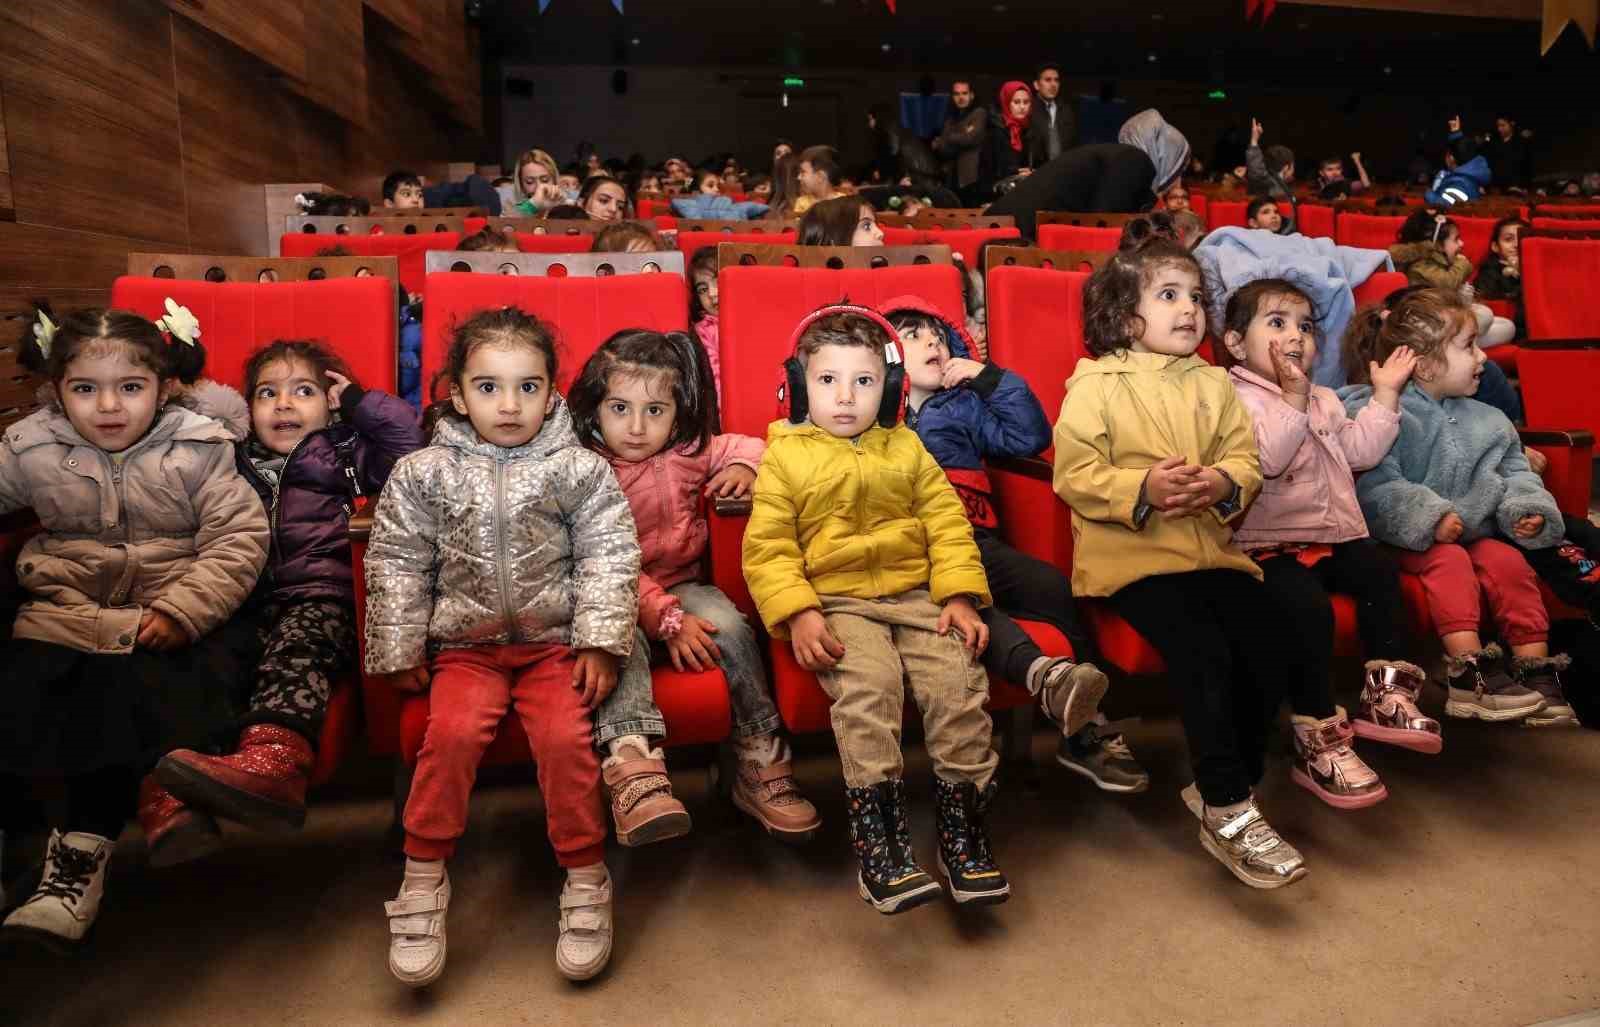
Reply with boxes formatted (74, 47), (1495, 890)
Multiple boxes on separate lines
(572, 648), (618, 708)
(788, 608), (845, 671)
(1350, 151), (1363, 163)
(1267, 340), (1310, 397)
(325, 370), (352, 410)
(939, 356), (986, 390)
(705, 464), (756, 499)
(1369, 345), (1418, 393)
(1514, 514), (1546, 539)
(666, 614), (722, 672)
(1435, 511), (1465, 543)
(1250, 118), (1264, 146)
(937, 596), (989, 657)
(1447, 114), (1462, 133)
(1144, 456), (1208, 512)
(376, 666), (431, 693)
(136, 609), (188, 651)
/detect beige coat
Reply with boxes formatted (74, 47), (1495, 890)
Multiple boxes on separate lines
(0, 392), (268, 654)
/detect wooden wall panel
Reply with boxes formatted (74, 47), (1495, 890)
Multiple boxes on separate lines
(296, 0), (368, 127)
(162, 0), (307, 82)
(0, 223), (175, 300)
(362, 0), (424, 41)
(0, 84), (13, 222)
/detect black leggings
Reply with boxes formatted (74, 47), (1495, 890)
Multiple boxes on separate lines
(1108, 570), (1289, 807)
(1255, 539), (1410, 719)
(0, 767), (140, 841)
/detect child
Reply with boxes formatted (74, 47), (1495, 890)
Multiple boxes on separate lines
(687, 246), (724, 402)
(383, 171), (425, 210)
(456, 226), (520, 253)
(1162, 183), (1191, 213)
(884, 298), (1138, 791)
(792, 145), (845, 215)
(1244, 118), (1297, 231)
(1246, 196), (1285, 234)
(1053, 239), (1308, 889)
(152, 341), (423, 854)
(743, 304), (1007, 913)
(1474, 216), (1530, 303)
(1341, 287), (1571, 726)
(1389, 210), (1515, 347)
(796, 196), (884, 247)
(1316, 152), (1371, 200)
(591, 222), (666, 256)
(0, 307), (269, 949)
(366, 308), (638, 985)
(570, 330), (820, 844)
(669, 169), (771, 220)
(1219, 279), (1437, 808)
(745, 173), (773, 203)
(1426, 118), (1492, 207)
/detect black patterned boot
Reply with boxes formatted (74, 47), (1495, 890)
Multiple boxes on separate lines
(933, 777), (1010, 906)
(844, 780), (942, 915)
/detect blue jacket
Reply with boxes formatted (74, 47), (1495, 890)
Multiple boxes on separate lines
(1339, 382), (1562, 552)
(1425, 151), (1492, 207)
(885, 295), (1051, 529)
(669, 194), (771, 220)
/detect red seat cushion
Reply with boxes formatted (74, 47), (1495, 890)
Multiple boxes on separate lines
(674, 229), (797, 257)
(920, 227), (1023, 268)
(985, 267), (1089, 459)
(1036, 224), (1121, 253)
(1352, 270), (1408, 308)
(1523, 238), (1600, 339)
(1454, 216), (1499, 268)
(1297, 204), (1336, 239)
(310, 675), (362, 786)
(1336, 214), (1404, 251)
(418, 272), (688, 401)
(513, 233), (597, 254)
(109, 276), (398, 393)
(880, 226), (928, 247)
(1207, 200), (1248, 230)
(280, 231), (461, 297)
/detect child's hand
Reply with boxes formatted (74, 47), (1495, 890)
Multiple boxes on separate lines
(788, 609), (845, 671)
(376, 666), (431, 693)
(136, 609), (188, 651)
(325, 370), (352, 410)
(1435, 511), (1465, 543)
(666, 614), (722, 672)
(937, 596), (989, 657)
(940, 357), (986, 390)
(1525, 445), (1548, 475)
(572, 648), (618, 708)
(1514, 514), (1546, 539)
(1143, 456), (1208, 512)
(1167, 467), (1234, 517)
(1369, 345), (1419, 395)
(705, 464), (756, 499)
(1447, 114), (1462, 133)
(1267, 340), (1310, 397)
(1250, 118), (1264, 146)
(1351, 151), (1363, 164)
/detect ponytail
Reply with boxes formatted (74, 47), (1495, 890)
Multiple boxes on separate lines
(1341, 305), (1388, 385)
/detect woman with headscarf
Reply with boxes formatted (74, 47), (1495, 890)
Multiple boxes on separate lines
(991, 81), (1034, 185)
(984, 108), (1190, 240)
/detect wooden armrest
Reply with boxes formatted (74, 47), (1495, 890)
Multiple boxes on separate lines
(989, 455), (1053, 482)
(1518, 339), (1600, 350)
(1519, 428), (1595, 447)
(712, 496), (752, 517)
(347, 510), (374, 543)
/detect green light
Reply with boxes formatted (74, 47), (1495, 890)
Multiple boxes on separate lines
(1208, 89), (1227, 100)
(783, 76), (805, 88)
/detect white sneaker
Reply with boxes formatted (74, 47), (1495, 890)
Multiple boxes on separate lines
(1, 830), (111, 951)
(555, 867), (613, 981)
(385, 860), (450, 987)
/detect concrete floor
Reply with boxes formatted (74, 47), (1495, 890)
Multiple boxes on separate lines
(7, 699), (1600, 1027)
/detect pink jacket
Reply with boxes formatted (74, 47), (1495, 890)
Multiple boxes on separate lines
(1228, 366), (1400, 548)
(608, 432), (763, 638)
(694, 316), (723, 404)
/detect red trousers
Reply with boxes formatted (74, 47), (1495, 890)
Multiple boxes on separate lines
(403, 644), (605, 867)
(1393, 539), (1548, 646)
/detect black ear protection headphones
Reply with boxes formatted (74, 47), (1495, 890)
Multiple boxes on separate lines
(776, 303), (907, 428)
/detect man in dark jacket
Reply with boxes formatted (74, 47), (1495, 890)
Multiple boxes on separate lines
(933, 78), (990, 205)
(1484, 114), (1533, 189)
(1026, 62), (1074, 165)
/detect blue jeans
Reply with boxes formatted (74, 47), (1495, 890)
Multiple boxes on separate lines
(593, 582), (781, 746)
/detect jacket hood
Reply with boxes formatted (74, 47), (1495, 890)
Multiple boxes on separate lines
(879, 293), (976, 360)
(1068, 350), (1207, 381)
(430, 397), (581, 461)
(1390, 241), (1447, 265)
(1118, 109), (1191, 195)
(1457, 156), (1492, 187)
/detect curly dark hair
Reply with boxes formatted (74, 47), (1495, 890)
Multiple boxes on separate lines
(20, 305), (208, 384)
(430, 307), (559, 405)
(1081, 239), (1209, 357)
(1216, 278), (1319, 371)
(243, 339), (356, 402)
(568, 328), (719, 456)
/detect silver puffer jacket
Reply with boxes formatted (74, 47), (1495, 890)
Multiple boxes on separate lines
(363, 402), (640, 674)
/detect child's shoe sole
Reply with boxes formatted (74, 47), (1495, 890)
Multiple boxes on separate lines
(1, 922), (94, 956)
(614, 808), (692, 847)
(1290, 766), (1388, 810)
(1351, 719), (1443, 754)
(555, 938), (612, 982)
(1057, 665), (1111, 737)
(857, 872), (942, 915)
(936, 859), (1011, 906)
(1443, 697), (1544, 722)
(1053, 751), (1149, 793)
(1181, 785), (1308, 891)
(730, 790), (820, 846)
(153, 759), (305, 833)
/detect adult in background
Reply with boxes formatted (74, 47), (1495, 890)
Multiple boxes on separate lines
(1483, 114), (1533, 190)
(933, 78), (990, 206)
(985, 108), (1189, 240)
(868, 104), (940, 187)
(1026, 62), (1074, 164)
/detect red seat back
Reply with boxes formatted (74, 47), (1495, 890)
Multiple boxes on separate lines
(879, 226), (926, 247)
(716, 265), (965, 437)
(1523, 238), (1600, 339)
(1352, 270), (1408, 308)
(513, 233), (597, 254)
(108, 277), (398, 393)
(1207, 200), (1248, 230)
(1453, 216), (1498, 267)
(418, 273), (688, 402)
(1297, 204), (1336, 239)
(986, 267), (1089, 440)
(1336, 214), (1404, 251)
(1532, 217), (1600, 233)
(280, 232), (461, 297)
(1036, 224), (1121, 253)
(675, 229), (798, 256)
(920, 227), (1022, 268)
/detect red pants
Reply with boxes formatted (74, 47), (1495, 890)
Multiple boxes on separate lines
(1393, 539), (1548, 646)
(403, 644), (605, 867)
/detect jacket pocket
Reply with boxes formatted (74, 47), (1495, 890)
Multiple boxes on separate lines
(1256, 474), (1330, 532)
(31, 482), (103, 534)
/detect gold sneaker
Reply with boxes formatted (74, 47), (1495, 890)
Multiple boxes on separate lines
(1180, 785), (1307, 890)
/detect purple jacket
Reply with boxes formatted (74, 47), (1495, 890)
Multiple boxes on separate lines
(239, 387), (424, 604)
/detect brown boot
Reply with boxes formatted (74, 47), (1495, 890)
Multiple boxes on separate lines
(138, 775), (222, 869)
(732, 753), (821, 845)
(155, 724), (313, 831)
(602, 742), (691, 847)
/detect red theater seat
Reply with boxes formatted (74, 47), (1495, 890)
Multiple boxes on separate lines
(675, 229), (797, 257)
(1531, 216), (1600, 233)
(280, 231), (461, 298)
(1336, 214), (1405, 251)
(514, 233), (597, 254)
(921, 227), (1023, 268)
(1297, 204), (1336, 239)
(1037, 224), (1121, 253)
(1454, 216), (1498, 267)
(1523, 238), (1600, 341)
(1207, 200), (1248, 230)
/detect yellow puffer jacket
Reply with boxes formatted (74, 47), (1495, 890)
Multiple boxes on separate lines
(1052, 350), (1263, 598)
(743, 420), (991, 636)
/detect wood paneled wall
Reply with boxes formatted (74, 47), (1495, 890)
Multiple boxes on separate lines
(0, 0), (483, 314)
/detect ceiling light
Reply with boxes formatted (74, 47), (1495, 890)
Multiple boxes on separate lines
(881, 42), (891, 51)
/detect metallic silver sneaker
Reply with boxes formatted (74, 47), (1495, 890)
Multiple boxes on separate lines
(1180, 785), (1307, 890)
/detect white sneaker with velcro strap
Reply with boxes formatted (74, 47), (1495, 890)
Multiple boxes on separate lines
(385, 865), (450, 988)
(555, 869), (613, 981)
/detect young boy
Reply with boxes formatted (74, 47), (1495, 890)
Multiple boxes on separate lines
(1245, 118), (1297, 232)
(1246, 196), (1285, 234)
(383, 171), (425, 209)
(1317, 152), (1370, 200)
(884, 297), (1148, 794)
(793, 145), (846, 215)
(743, 306), (1007, 914)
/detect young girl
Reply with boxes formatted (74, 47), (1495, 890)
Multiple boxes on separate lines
(569, 329), (820, 845)
(1220, 279), (1437, 811)
(1474, 216), (1530, 303)
(1388, 210), (1515, 347)
(687, 246), (724, 402)
(0, 307), (268, 949)
(152, 341), (422, 857)
(1053, 239), (1308, 889)
(668, 169), (770, 221)
(796, 195), (884, 247)
(1342, 288), (1572, 726)
(365, 308), (639, 985)
(591, 222), (667, 256)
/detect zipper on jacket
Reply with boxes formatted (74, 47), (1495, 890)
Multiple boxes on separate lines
(494, 460), (521, 642)
(851, 438), (880, 595)
(266, 435), (308, 574)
